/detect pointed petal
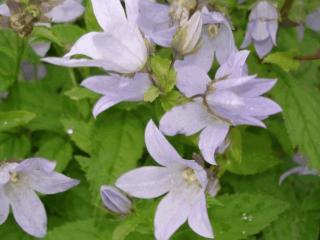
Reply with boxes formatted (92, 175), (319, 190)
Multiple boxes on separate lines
(31, 42), (51, 57)
(267, 21), (278, 45)
(160, 102), (210, 136)
(124, 0), (139, 24)
(231, 78), (277, 97)
(215, 75), (256, 91)
(175, 65), (211, 97)
(42, 57), (108, 69)
(115, 167), (175, 199)
(6, 185), (47, 238)
(215, 50), (250, 79)
(91, 0), (126, 30)
(241, 22), (254, 49)
(214, 23), (237, 64)
(0, 189), (9, 224)
(188, 192), (213, 238)
(243, 97), (282, 117)
(100, 185), (132, 214)
(155, 183), (201, 240)
(279, 166), (307, 184)
(145, 120), (184, 166)
(254, 37), (274, 58)
(251, 20), (269, 41)
(22, 171), (79, 195)
(82, 73), (151, 117)
(15, 158), (56, 173)
(45, 0), (84, 23)
(199, 123), (229, 164)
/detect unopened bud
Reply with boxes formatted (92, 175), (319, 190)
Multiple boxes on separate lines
(172, 11), (203, 56)
(100, 185), (132, 215)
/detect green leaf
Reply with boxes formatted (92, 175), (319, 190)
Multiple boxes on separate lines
(51, 24), (85, 47)
(45, 220), (102, 240)
(150, 55), (176, 93)
(159, 90), (189, 111)
(64, 87), (99, 101)
(209, 193), (289, 240)
(32, 26), (64, 47)
(0, 133), (31, 161)
(0, 111), (36, 131)
(225, 130), (280, 175)
(0, 29), (26, 91)
(263, 52), (300, 72)
(84, 0), (101, 31)
(36, 137), (73, 171)
(144, 86), (161, 102)
(272, 72), (320, 170)
(86, 110), (145, 201)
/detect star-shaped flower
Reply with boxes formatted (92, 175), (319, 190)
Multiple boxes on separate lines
(116, 120), (215, 240)
(0, 158), (79, 238)
(160, 50), (282, 164)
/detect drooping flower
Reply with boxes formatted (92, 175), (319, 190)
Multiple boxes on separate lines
(306, 7), (320, 32)
(0, 158), (79, 238)
(279, 154), (318, 184)
(100, 185), (132, 215)
(43, 0), (148, 74)
(116, 120), (215, 240)
(241, 0), (278, 58)
(160, 50), (281, 164)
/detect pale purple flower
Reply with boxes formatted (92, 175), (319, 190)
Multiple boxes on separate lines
(100, 185), (132, 215)
(0, 3), (10, 16)
(21, 61), (47, 81)
(160, 50), (281, 164)
(116, 120), (215, 240)
(0, 158), (79, 238)
(279, 154), (318, 184)
(306, 7), (320, 32)
(43, 0), (148, 74)
(241, 0), (278, 58)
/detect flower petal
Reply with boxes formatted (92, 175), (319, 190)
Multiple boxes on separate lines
(254, 37), (274, 58)
(251, 20), (269, 41)
(145, 120), (185, 166)
(279, 166), (309, 185)
(0, 189), (9, 224)
(82, 73), (151, 117)
(175, 65), (211, 97)
(22, 171), (79, 195)
(199, 123), (229, 164)
(5, 185), (47, 238)
(0, 4), (10, 16)
(306, 7), (320, 32)
(91, 0), (126, 30)
(188, 192), (214, 238)
(15, 158), (56, 173)
(214, 23), (237, 64)
(115, 166), (175, 199)
(100, 185), (132, 214)
(267, 21), (278, 45)
(241, 22), (254, 49)
(45, 0), (84, 23)
(242, 97), (282, 117)
(154, 182), (201, 240)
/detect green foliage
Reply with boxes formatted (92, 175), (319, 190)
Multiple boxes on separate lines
(0, 110), (36, 131)
(263, 52), (300, 72)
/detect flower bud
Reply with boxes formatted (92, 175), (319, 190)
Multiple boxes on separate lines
(100, 185), (132, 215)
(172, 11), (202, 56)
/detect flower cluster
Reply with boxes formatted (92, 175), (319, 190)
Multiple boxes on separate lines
(41, 0), (283, 239)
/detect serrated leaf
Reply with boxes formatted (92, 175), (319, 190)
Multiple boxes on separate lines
(209, 193), (289, 240)
(36, 137), (73, 171)
(264, 52), (300, 72)
(0, 29), (26, 91)
(272, 72), (320, 170)
(0, 110), (36, 131)
(86, 110), (145, 202)
(45, 220), (102, 240)
(226, 130), (279, 175)
(0, 133), (31, 161)
(64, 87), (99, 101)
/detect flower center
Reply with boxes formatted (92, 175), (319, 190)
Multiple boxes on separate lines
(9, 172), (19, 183)
(207, 24), (220, 39)
(182, 168), (199, 185)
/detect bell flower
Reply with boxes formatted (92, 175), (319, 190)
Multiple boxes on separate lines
(0, 158), (79, 238)
(160, 50), (281, 164)
(306, 7), (320, 32)
(241, 0), (278, 58)
(43, 0), (148, 74)
(279, 154), (318, 184)
(100, 185), (132, 215)
(116, 120), (215, 240)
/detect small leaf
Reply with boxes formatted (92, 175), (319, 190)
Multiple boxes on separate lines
(263, 52), (300, 72)
(0, 110), (36, 131)
(64, 87), (99, 101)
(144, 86), (161, 102)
